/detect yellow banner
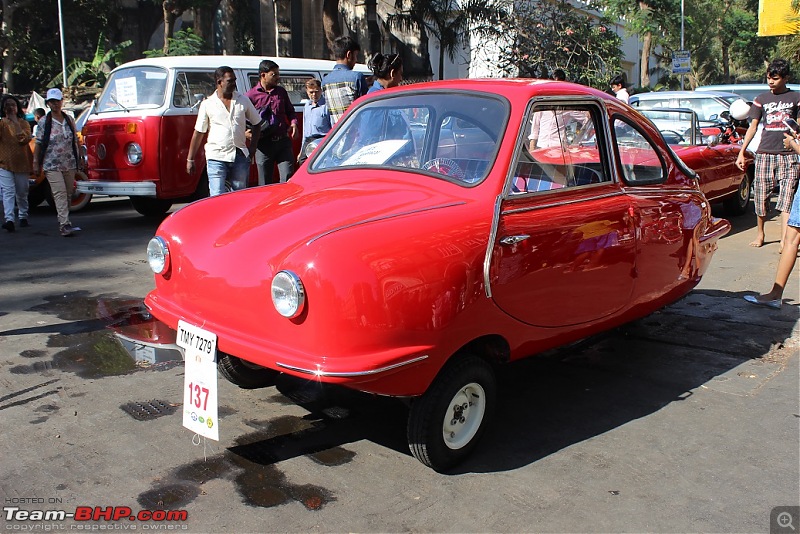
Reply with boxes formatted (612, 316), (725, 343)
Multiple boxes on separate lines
(758, 0), (797, 36)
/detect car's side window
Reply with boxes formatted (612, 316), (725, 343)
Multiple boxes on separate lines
(510, 104), (609, 194)
(612, 117), (665, 185)
(173, 71), (216, 108)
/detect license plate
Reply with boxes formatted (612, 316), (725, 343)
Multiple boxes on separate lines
(177, 320), (217, 356)
(178, 320), (219, 441)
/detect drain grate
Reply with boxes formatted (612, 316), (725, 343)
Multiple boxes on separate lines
(120, 399), (177, 421)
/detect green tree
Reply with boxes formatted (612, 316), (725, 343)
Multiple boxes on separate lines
(388, 0), (509, 80)
(776, 0), (800, 63)
(600, 0), (678, 88)
(491, 0), (622, 89)
(50, 34), (132, 87)
(143, 28), (204, 57)
(2, 0), (125, 93)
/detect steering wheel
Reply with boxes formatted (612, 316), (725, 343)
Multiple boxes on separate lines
(423, 158), (466, 180)
(661, 130), (685, 144)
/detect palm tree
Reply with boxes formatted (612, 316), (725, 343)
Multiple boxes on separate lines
(389, 0), (509, 80)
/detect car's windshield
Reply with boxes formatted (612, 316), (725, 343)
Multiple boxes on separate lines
(96, 66), (169, 112)
(311, 92), (507, 185)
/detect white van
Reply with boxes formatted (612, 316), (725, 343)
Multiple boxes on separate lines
(78, 55), (370, 216)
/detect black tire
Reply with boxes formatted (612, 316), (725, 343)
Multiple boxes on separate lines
(217, 352), (279, 389)
(723, 168), (752, 216)
(130, 197), (173, 217)
(28, 182), (48, 208)
(407, 355), (496, 472)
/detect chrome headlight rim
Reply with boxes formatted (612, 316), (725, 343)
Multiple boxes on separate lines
(147, 236), (170, 275)
(271, 270), (305, 319)
(127, 142), (143, 165)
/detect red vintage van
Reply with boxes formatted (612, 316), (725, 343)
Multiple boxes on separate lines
(78, 55), (369, 216)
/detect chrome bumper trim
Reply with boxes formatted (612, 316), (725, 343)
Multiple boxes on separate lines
(76, 181), (157, 196)
(275, 354), (428, 377)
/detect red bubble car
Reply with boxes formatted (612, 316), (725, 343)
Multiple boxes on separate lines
(143, 79), (741, 471)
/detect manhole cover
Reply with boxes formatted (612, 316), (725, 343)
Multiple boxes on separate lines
(120, 399), (177, 421)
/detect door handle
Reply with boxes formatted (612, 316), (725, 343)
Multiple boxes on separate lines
(500, 235), (530, 245)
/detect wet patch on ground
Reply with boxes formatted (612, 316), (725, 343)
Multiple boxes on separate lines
(136, 413), (357, 511)
(10, 292), (180, 379)
(20, 350), (47, 359)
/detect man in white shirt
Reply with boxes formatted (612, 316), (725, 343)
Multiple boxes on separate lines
(529, 109), (588, 150)
(610, 74), (629, 104)
(186, 66), (262, 196)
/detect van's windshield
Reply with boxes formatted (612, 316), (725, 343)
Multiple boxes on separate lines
(97, 66), (169, 112)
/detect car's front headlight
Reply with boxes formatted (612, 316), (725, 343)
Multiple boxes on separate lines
(147, 236), (170, 275)
(271, 271), (305, 318)
(127, 143), (143, 165)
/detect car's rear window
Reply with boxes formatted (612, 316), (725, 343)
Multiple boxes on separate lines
(310, 92), (508, 185)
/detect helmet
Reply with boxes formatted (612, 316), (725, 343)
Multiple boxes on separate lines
(729, 99), (750, 121)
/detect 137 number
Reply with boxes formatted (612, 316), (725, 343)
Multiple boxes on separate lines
(188, 382), (209, 410)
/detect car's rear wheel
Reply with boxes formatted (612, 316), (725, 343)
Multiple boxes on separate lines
(130, 197), (172, 217)
(217, 352), (279, 389)
(723, 168), (752, 216)
(407, 355), (495, 472)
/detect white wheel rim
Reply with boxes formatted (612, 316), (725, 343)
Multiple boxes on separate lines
(442, 382), (486, 450)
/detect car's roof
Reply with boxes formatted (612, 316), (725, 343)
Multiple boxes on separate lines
(377, 78), (615, 101)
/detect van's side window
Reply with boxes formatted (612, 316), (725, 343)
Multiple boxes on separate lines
(247, 73), (317, 107)
(173, 71), (216, 108)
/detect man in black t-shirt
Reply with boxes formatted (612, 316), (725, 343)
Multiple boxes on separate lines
(737, 58), (800, 251)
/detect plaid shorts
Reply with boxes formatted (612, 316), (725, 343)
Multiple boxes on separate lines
(753, 153), (800, 216)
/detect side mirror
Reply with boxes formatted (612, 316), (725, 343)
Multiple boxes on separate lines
(191, 94), (206, 110)
(706, 135), (719, 147)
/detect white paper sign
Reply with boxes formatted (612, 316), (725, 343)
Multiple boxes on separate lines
(342, 139), (409, 165)
(178, 320), (219, 441)
(115, 77), (138, 107)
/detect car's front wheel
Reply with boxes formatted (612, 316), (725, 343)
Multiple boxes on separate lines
(407, 355), (496, 472)
(723, 168), (752, 216)
(217, 352), (279, 389)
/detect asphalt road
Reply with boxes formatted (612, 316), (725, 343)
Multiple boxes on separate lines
(0, 196), (798, 533)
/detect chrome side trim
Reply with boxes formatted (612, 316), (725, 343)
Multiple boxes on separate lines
(306, 202), (466, 245)
(501, 190), (624, 215)
(275, 354), (429, 377)
(483, 195), (503, 298)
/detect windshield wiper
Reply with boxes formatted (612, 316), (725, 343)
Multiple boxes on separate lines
(109, 93), (129, 113)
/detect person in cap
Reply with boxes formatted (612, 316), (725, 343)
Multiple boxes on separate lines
(32, 88), (82, 237)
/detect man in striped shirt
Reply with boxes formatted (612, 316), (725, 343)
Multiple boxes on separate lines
(321, 35), (369, 125)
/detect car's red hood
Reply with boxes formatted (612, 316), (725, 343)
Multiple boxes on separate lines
(160, 173), (469, 260)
